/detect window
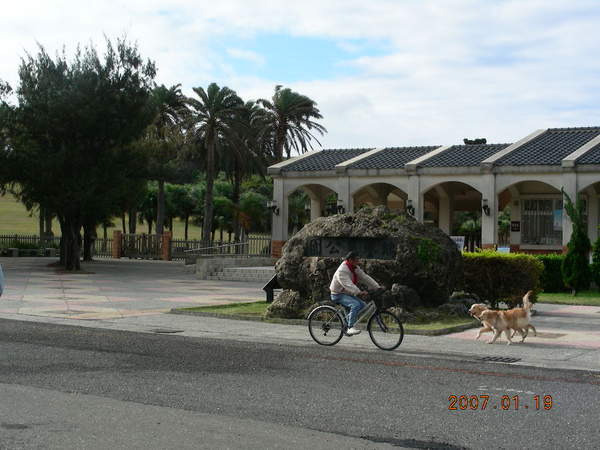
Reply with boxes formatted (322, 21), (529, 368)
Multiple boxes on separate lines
(521, 199), (562, 245)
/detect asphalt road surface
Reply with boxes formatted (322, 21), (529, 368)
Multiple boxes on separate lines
(1, 319), (599, 449)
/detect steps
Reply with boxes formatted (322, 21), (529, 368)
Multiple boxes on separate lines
(206, 266), (275, 282)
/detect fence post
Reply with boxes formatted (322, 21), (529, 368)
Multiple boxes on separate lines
(112, 230), (122, 259)
(161, 231), (172, 261)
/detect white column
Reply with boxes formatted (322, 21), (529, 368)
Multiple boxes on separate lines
(337, 176), (352, 213)
(310, 197), (322, 221)
(271, 178), (287, 241)
(481, 174), (497, 247)
(438, 196), (451, 234)
(408, 174), (423, 221)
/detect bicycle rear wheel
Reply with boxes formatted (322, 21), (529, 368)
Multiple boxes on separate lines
(308, 306), (344, 346)
(367, 311), (404, 350)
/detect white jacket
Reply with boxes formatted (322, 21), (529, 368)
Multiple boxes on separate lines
(329, 262), (380, 295)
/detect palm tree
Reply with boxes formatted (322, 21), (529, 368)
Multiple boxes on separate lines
(221, 100), (270, 242)
(258, 85), (327, 162)
(187, 83), (243, 244)
(147, 84), (189, 235)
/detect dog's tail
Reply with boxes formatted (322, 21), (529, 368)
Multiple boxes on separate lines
(523, 290), (534, 310)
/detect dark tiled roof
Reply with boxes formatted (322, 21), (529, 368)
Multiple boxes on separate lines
(576, 142), (600, 164)
(419, 143), (511, 167)
(495, 127), (600, 166)
(280, 148), (374, 172)
(348, 146), (439, 169)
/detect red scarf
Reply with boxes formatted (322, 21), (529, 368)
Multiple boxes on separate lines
(345, 260), (358, 285)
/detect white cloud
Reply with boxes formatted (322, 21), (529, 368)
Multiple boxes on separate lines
(226, 48), (265, 65)
(1, 0), (600, 148)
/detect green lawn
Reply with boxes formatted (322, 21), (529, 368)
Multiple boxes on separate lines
(0, 192), (243, 240)
(181, 301), (268, 316)
(538, 290), (600, 306)
(179, 301), (477, 332)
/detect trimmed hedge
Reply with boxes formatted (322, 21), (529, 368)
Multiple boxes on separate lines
(535, 254), (569, 293)
(459, 251), (543, 308)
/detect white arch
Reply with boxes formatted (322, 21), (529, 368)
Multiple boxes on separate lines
(283, 179), (338, 196)
(420, 179), (483, 196)
(496, 176), (562, 194)
(350, 181), (408, 197)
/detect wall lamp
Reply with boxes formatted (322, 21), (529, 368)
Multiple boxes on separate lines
(482, 198), (491, 216)
(304, 202), (311, 214)
(336, 199), (345, 214)
(406, 199), (415, 216)
(266, 200), (280, 216)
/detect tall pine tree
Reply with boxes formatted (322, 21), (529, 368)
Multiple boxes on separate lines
(561, 188), (591, 295)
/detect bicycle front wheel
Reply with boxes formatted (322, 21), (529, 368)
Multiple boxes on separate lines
(367, 311), (404, 350)
(308, 306), (344, 346)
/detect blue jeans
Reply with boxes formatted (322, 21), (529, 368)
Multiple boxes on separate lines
(331, 293), (366, 327)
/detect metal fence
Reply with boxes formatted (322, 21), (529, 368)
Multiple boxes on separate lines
(92, 237), (113, 258)
(1, 233), (272, 260)
(178, 235), (272, 261)
(0, 234), (61, 249)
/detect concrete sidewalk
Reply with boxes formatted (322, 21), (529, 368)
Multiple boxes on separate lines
(1, 257), (599, 373)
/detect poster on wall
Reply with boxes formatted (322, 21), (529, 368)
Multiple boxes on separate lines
(450, 236), (465, 251)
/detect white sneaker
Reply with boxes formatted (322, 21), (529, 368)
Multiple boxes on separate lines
(346, 327), (361, 336)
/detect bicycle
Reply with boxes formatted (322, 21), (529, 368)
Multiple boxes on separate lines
(307, 291), (404, 351)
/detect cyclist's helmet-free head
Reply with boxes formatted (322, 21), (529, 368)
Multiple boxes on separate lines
(345, 251), (359, 261)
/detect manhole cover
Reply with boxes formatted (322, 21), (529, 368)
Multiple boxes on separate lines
(149, 328), (184, 334)
(479, 356), (521, 363)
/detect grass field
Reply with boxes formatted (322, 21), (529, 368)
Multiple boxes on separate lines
(180, 301), (477, 332)
(538, 290), (600, 306)
(0, 192), (218, 240)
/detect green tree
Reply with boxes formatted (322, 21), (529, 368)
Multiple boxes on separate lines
(143, 84), (190, 235)
(239, 191), (269, 233)
(561, 188), (591, 295)
(167, 183), (197, 240)
(187, 83), (243, 244)
(3, 38), (156, 269)
(258, 85), (327, 162)
(222, 100), (269, 242)
(590, 229), (600, 290)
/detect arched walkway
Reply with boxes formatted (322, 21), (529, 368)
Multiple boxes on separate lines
(421, 182), (483, 249)
(352, 182), (407, 213)
(497, 181), (563, 251)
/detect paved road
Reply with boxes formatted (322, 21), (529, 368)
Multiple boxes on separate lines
(1, 319), (599, 449)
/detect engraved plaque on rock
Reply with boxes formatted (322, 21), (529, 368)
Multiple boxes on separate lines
(303, 237), (396, 260)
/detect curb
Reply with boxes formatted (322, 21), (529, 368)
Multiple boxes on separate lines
(169, 309), (480, 336)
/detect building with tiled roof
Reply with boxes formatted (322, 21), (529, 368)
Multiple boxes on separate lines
(267, 127), (600, 257)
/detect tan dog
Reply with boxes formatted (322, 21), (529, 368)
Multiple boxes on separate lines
(478, 291), (537, 345)
(468, 292), (537, 343)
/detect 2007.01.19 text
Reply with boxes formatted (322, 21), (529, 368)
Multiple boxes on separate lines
(448, 395), (553, 410)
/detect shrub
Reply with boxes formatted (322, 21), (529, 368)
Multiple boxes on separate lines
(535, 254), (568, 292)
(591, 234), (600, 290)
(561, 189), (591, 294)
(459, 251), (543, 308)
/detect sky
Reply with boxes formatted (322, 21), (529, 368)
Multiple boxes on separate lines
(2, 0), (600, 150)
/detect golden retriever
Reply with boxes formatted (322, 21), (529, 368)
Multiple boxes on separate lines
(468, 291), (537, 345)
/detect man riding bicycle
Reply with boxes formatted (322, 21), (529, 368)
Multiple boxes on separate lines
(329, 251), (381, 336)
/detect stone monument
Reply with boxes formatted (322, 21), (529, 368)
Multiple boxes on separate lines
(266, 206), (462, 319)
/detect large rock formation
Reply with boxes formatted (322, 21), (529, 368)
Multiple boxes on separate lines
(266, 207), (462, 319)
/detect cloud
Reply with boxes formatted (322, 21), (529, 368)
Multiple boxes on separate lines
(1, 0), (600, 149)
(226, 48), (265, 65)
